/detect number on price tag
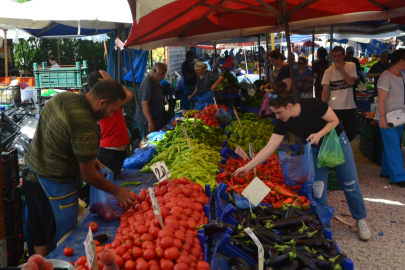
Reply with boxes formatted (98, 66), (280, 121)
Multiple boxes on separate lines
(83, 227), (96, 270)
(245, 227), (264, 270)
(249, 142), (254, 159)
(242, 177), (271, 207)
(151, 161), (171, 182)
(235, 146), (248, 161)
(183, 127), (192, 148)
(193, 114), (198, 127)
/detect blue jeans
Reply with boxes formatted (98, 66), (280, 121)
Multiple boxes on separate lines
(311, 132), (367, 220)
(379, 124), (405, 183)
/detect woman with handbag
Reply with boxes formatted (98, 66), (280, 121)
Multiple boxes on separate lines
(260, 50), (291, 92)
(295, 57), (314, 101)
(234, 82), (370, 241)
(376, 49), (405, 187)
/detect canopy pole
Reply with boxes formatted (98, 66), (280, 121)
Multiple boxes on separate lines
(271, 33), (275, 50)
(213, 40), (217, 68)
(311, 33), (315, 67)
(3, 29), (8, 79)
(117, 26), (122, 84)
(280, 32), (283, 53)
(266, 33), (270, 80)
(103, 41), (109, 63)
(20, 39), (27, 76)
(57, 39), (61, 66)
(258, 35), (261, 80)
(243, 43), (248, 73)
(92, 41), (96, 71)
(329, 25), (334, 66)
(128, 49), (139, 107)
(0, 135), (6, 268)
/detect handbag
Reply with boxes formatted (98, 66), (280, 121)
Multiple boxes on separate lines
(386, 109), (405, 128)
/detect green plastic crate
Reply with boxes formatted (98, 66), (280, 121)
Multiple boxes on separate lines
(33, 61), (88, 90)
(327, 170), (341, 190)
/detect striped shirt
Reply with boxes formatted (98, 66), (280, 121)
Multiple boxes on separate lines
(25, 92), (100, 182)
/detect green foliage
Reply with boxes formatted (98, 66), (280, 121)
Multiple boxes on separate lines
(14, 37), (111, 73)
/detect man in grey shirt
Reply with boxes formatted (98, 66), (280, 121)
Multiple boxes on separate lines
(135, 63), (167, 144)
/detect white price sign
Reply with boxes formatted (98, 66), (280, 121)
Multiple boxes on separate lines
(249, 142), (254, 159)
(242, 177), (271, 207)
(151, 161), (171, 183)
(149, 188), (165, 228)
(235, 146), (248, 161)
(245, 227), (264, 270)
(248, 87), (255, 97)
(183, 127), (192, 148)
(83, 227), (98, 270)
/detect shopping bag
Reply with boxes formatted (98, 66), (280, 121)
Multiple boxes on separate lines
(123, 147), (157, 169)
(317, 127), (345, 168)
(89, 167), (125, 222)
(215, 107), (233, 124)
(259, 92), (272, 119)
(279, 142), (315, 186)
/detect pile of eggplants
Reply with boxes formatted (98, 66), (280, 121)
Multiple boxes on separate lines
(201, 206), (345, 270)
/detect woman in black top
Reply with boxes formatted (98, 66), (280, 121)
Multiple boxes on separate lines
(260, 50), (291, 92)
(234, 82), (370, 241)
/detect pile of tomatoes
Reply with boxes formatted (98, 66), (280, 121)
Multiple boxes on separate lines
(197, 104), (228, 127)
(74, 177), (211, 270)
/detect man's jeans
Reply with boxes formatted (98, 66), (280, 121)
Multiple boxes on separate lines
(311, 132), (367, 220)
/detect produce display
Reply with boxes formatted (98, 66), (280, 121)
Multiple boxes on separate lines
(141, 138), (221, 188)
(154, 119), (225, 152)
(216, 71), (241, 95)
(182, 110), (199, 118)
(197, 104), (229, 127)
(73, 178), (211, 270)
(225, 116), (274, 154)
(242, 91), (264, 108)
(203, 204), (345, 270)
(360, 59), (379, 68)
(217, 155), (311, 209)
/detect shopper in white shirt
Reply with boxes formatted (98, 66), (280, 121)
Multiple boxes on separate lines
(321, 46), (357, 141)
(49, 55), (59, 68)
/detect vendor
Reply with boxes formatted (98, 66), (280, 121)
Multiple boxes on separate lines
(234, 82), (370, 241)
(23, 78), (135, 256)
(48, 55), (59, 68)
(187, 62), (224, 111)
(88, 71), (134, 177)
(260, 50), (291, 93)
(366, 50), (391, 97)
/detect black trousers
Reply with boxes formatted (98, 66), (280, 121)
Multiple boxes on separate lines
(333, 108), (357, 142)
(97, 147), (127, 177)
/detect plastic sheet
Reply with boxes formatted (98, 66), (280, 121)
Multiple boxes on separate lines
(259, 93), (272, 118)
(123, 148), (157, 169)
(215, 107), (232, 124)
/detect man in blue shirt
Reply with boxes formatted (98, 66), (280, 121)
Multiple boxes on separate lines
(366, 50), (391, 97)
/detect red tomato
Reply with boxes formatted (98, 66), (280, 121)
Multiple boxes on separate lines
(115, 255), (124, 268)
(122, 252), (133, 262)
(132, 247), (143, 259)
(63, 247), (74, 256)
(88, 222), (98, 232)
(135, 260), (149, 270)
(149, 266), (160, 270)
(124, 260), (136, 270)
(173, 239), (182, 249)
(141, 241), (155, 250)
(173, 262), (188, 270)
(176, 255), (191, 266)
(115, 246), (127, 256)
(141, 233), (154, 242)
(111, 240), (122, 248)
(190, 248), (201, 258)
(137, 226), (148, 234)
(122, 240), (133, 250)
(143, 249), (156, 260)
(164, 247), (180, 261)
(149, 227), (161, 238)
(160, 237), (174, 249)
(160, 259), (174, 270)
(155, 246), (164, 258)
(196, 261), (210, 270)
(158, 230), (173, 239)
(173, 231), (185, 242)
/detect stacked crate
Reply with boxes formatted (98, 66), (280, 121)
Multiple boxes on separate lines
(358, 113), (383, 165)
(2, 148), (24, 266)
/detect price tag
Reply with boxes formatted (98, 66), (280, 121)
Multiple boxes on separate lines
(248, 87), (255, 97)
(213, 97), (218, 111)
(193, 114), (198, 127)
(233, 106), (243, 128)
(242, 177), (271, 207)
(245, 227), (264, 270)
(183, 127), (192, 148)
(149, 188), (164, 228)
(235, 145), (248, 161)
(151, 161), (172, 183)
(83, 227), (98, 270)
(249, 142), (254, 159)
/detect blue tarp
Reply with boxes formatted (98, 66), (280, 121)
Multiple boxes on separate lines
(359, 39), (387, 55)
(106, 32), (149, 84)
(23, 23), (112, 37)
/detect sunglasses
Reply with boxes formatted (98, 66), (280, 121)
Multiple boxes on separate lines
(268, 93), (290, 103)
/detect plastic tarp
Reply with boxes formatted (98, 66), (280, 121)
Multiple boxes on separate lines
(106, 32), (148, 84)
(358, 39), (388, 55)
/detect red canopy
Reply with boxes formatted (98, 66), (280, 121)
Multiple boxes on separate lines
(125, 0), (405, 48)
(190, 42), (255, 50)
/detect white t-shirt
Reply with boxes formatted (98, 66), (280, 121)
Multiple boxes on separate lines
(321, 62), (357, 110)
(374, 71), (405, 121)
(51, 63), (60, 68)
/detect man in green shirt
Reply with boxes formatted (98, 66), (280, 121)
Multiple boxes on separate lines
(23, 71), (135, 255)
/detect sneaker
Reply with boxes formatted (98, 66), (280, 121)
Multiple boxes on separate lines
(357, 220), (371, 241)
(391, 181), (405, 188)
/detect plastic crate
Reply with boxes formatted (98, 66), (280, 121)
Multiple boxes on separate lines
(355, 95), (373, 102)
(0, 85), (21, 104)
(355, 101), (371, 113)
(327, 170), (341, 190)
(1, 113), (20, 148)
(33, 61), (88, 90)
(240, 106), (260, 115)
(4, 186), (22, 237)
(2, 148), (19, 200)
(6, 222), (24, 266)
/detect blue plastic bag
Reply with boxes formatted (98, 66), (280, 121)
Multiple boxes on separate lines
(233, 193), (264, 210)
(312, 200), (335, 229)
(89, 167), (124, 222)
(123, 148), (157, 169)
(148, 131), (166, 142)
(279, 142), (315, 186)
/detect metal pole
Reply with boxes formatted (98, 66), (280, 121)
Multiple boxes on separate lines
(0, 128), (6, 267)
(92, 41), (96, 71)
(329, 25), (334, 66)
(128, 49), (139, 107)
(150, 50), (153, 68)
(312, 33), (315, 67)
(57, 39), (61, 66)
(20, 39), (27, 76)
(258, 36), (261, 80)
(3, 29), (8, 79)
(266, 33), (270, 80)
(117, 26), (122, 84)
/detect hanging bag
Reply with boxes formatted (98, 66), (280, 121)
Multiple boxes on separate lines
(259, 92), (272, 119)
(279, 142), (315, 186)
(317, 126), (345, 168)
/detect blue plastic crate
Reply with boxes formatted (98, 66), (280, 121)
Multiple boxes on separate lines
(241, 105), (260, 115)
(355, 101), (371, 113)
(220, 147), (240, 161)
(33, 61), (88, 90)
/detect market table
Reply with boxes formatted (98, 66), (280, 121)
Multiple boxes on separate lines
(45, 169), (158, 261)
